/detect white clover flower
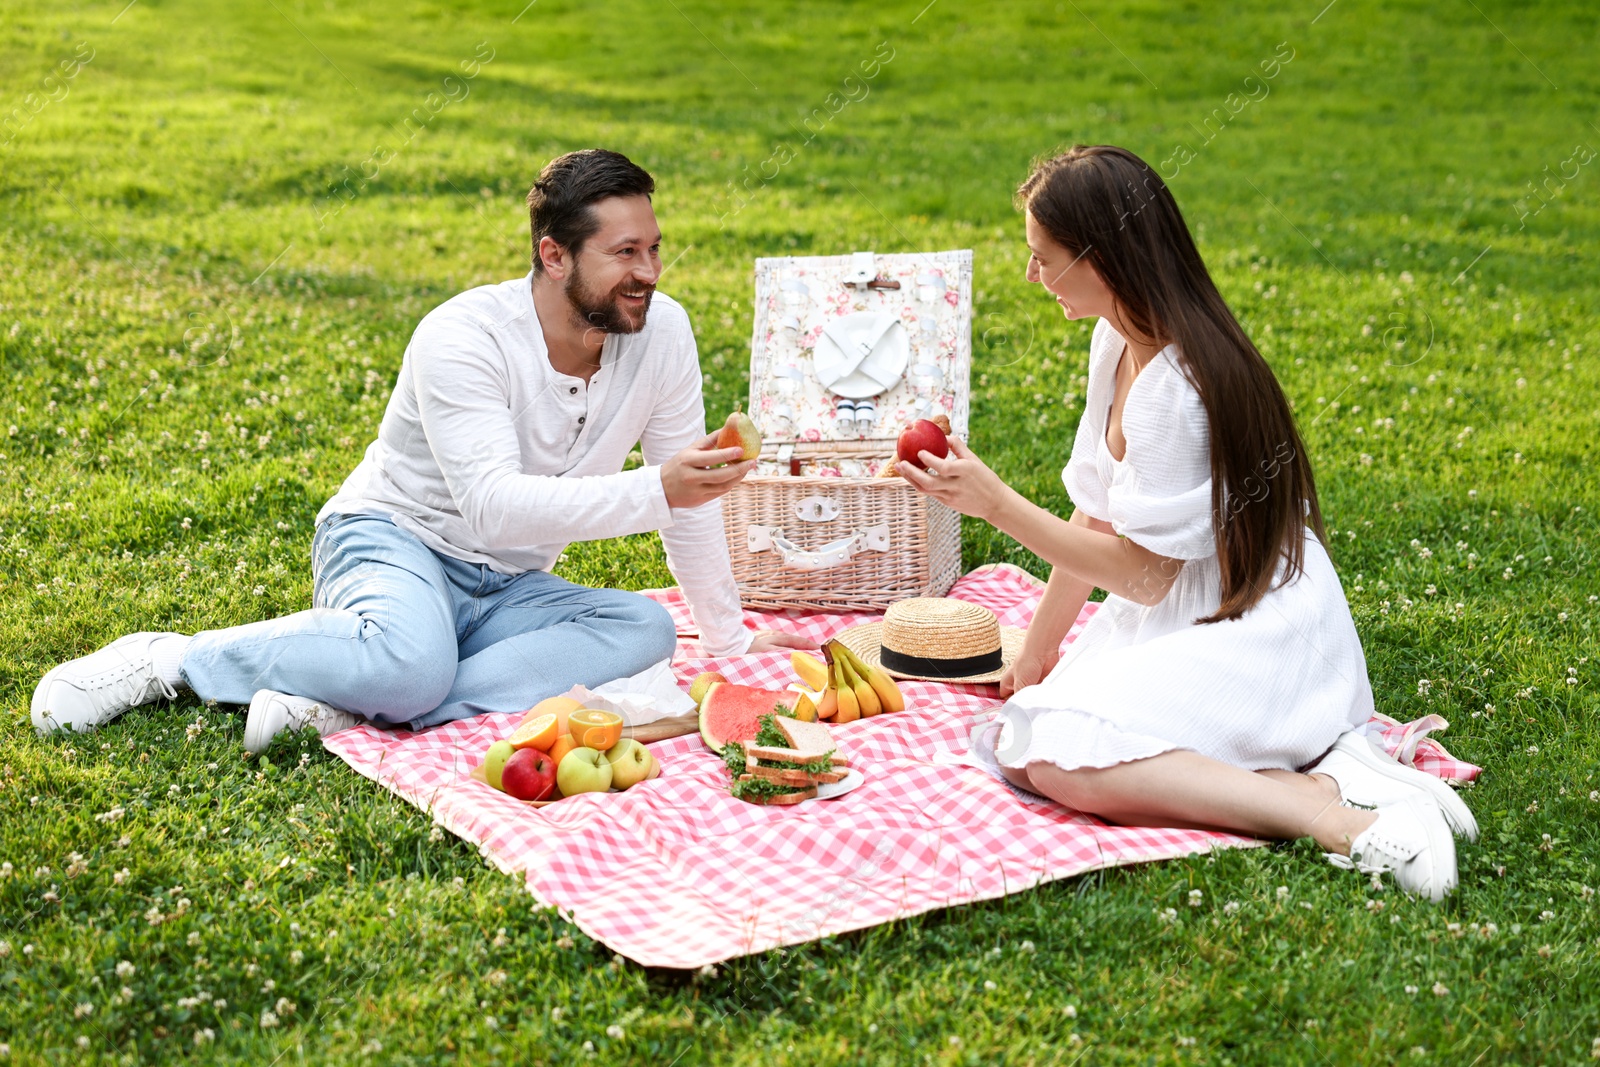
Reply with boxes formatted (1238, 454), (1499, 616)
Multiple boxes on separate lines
(1404, 985), (1418, 995)
(1188, 889), (1203, 907)
(73, 1002), (94, 1018)
(551, 1006), (565, 1021)
(1539, 910), (1554, 922)
(1276, 886), (1290, 901)
(607, 1025), (625, 1040)
(194, 1029), (215, 1046)
(116, 960), (135, 978)
(984, 980), (998, 991)
(1432, 983), (1449, 996)
(276, 997), (296, 1017)
(259, 1010), (279, 1029)
(1062, 1004), (1078, 1018)
(1018, 940), (1036, 953)
(1224, 901), (1241, 915)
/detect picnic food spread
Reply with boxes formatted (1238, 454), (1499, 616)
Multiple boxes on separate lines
(719, 713), (849, 806)
(479, 696), (659, 803)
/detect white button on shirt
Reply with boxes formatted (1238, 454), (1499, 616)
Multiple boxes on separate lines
(318, 271), (752, 656)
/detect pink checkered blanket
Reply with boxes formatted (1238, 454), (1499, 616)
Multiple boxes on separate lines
(322, 563), (1480, 969)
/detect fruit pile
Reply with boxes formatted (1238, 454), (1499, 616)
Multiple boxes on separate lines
(480, 696), (658, 803)
(789, 640), (905, 724)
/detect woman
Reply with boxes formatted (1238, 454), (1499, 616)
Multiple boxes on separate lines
(902, 146), (1473, 900)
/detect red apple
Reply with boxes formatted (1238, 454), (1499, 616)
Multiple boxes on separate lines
(500, 748), (557, 801)
(896, 419), (950, 470)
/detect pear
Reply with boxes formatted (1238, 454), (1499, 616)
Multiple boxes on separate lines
(716, 410), (762, 461)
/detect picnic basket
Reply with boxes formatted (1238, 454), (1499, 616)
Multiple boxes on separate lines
(720, 250), (973, 613)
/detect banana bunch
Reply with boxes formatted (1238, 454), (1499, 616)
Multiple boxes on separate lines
(790, 642), (906, 724)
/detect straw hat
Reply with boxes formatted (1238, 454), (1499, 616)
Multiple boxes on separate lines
(835, 598), (1025, 685)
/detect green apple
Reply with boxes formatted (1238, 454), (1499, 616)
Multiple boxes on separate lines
(688, 671), (727, 705)
(604, 739), (654, 790)
(555, 746), (613, 795)
(483, 739), (516, 791)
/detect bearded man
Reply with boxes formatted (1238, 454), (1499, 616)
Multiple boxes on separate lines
(34, 149), (809, 751)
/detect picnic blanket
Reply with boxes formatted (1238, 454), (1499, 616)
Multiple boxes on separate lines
(322, 563), (1481, 969)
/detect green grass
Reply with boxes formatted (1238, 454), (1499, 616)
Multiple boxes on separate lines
(2, 0), (1598, 1062)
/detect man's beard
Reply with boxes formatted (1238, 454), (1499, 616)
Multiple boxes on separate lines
(565, 260), (653, 335)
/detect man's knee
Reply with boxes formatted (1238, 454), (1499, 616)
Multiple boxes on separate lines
(340, 628), (457, 723)
(605, 592), (676, 664)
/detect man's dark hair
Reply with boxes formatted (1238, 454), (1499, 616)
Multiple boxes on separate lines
(527, 149), (655, 273)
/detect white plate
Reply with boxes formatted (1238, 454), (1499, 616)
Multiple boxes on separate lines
(812, 312), (909, 399)
(813, 767), (865, 800)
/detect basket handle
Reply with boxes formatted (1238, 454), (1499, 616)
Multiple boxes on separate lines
(746, 524), (890, 571)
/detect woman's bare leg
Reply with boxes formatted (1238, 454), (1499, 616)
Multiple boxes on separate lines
(1257, 767), (1340, 802)
(1025, 751), (1375, 854)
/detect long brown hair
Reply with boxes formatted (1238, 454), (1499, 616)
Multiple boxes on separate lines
(1017, 144), (1325, 623)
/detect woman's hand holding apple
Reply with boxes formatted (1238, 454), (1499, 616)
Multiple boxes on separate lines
(899, 437), (1013, 522)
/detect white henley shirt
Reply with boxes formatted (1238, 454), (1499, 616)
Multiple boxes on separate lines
(317, 271), (752, 657)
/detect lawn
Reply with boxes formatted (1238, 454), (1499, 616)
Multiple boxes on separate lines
(2, 0), (1598, 1062)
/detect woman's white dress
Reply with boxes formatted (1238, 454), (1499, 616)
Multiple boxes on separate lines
(998, 320), (1373, 774)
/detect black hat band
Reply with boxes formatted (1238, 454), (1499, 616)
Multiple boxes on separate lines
(879, 645), (1003, 678)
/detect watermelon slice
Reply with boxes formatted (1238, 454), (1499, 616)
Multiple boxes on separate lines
(698, 683), (796, 752)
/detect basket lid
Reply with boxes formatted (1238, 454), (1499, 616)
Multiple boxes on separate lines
(745, 250), (973, 446)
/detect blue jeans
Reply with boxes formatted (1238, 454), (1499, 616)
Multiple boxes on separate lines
(180, 513), (677, 731)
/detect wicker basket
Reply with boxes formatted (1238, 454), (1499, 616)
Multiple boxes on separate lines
(724, 447), (963, 613)
(720, 250), (972, 613)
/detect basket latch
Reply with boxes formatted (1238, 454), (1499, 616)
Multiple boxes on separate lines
(746, 524), (891, 571)
(843, 251), (901, 291)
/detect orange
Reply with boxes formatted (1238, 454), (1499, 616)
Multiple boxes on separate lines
(568, 708), (624, 751)
(547, 734), (580, 767)
(507, 712), (559, 751)
(523, 695), (583, 737)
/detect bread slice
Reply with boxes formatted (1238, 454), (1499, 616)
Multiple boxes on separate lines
(744, 743), (819, 764)
(747, 786), (816, 806)
(746, 764), (847, 786)
(776, 717), (836, 755)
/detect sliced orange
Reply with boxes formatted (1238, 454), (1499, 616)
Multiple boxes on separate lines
(523, 695), (583, 737)
(508, 712), (560, 751)
(547, 733), (580, 767)
(568, 708), (624, 751)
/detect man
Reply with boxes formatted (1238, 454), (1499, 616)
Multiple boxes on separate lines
(33, 149), (809, 752)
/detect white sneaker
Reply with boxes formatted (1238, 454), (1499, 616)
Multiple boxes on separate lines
(32, 632), (183, 736)
(1327, 794), (1458, 902)
(244, 690), (361, 755)
(1313, 731), (1478, 841)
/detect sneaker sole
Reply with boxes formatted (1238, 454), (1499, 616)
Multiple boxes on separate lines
(1333, 734), (1479, 842)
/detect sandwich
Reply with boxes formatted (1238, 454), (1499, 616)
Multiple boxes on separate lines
(722, 714), (849, 806)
